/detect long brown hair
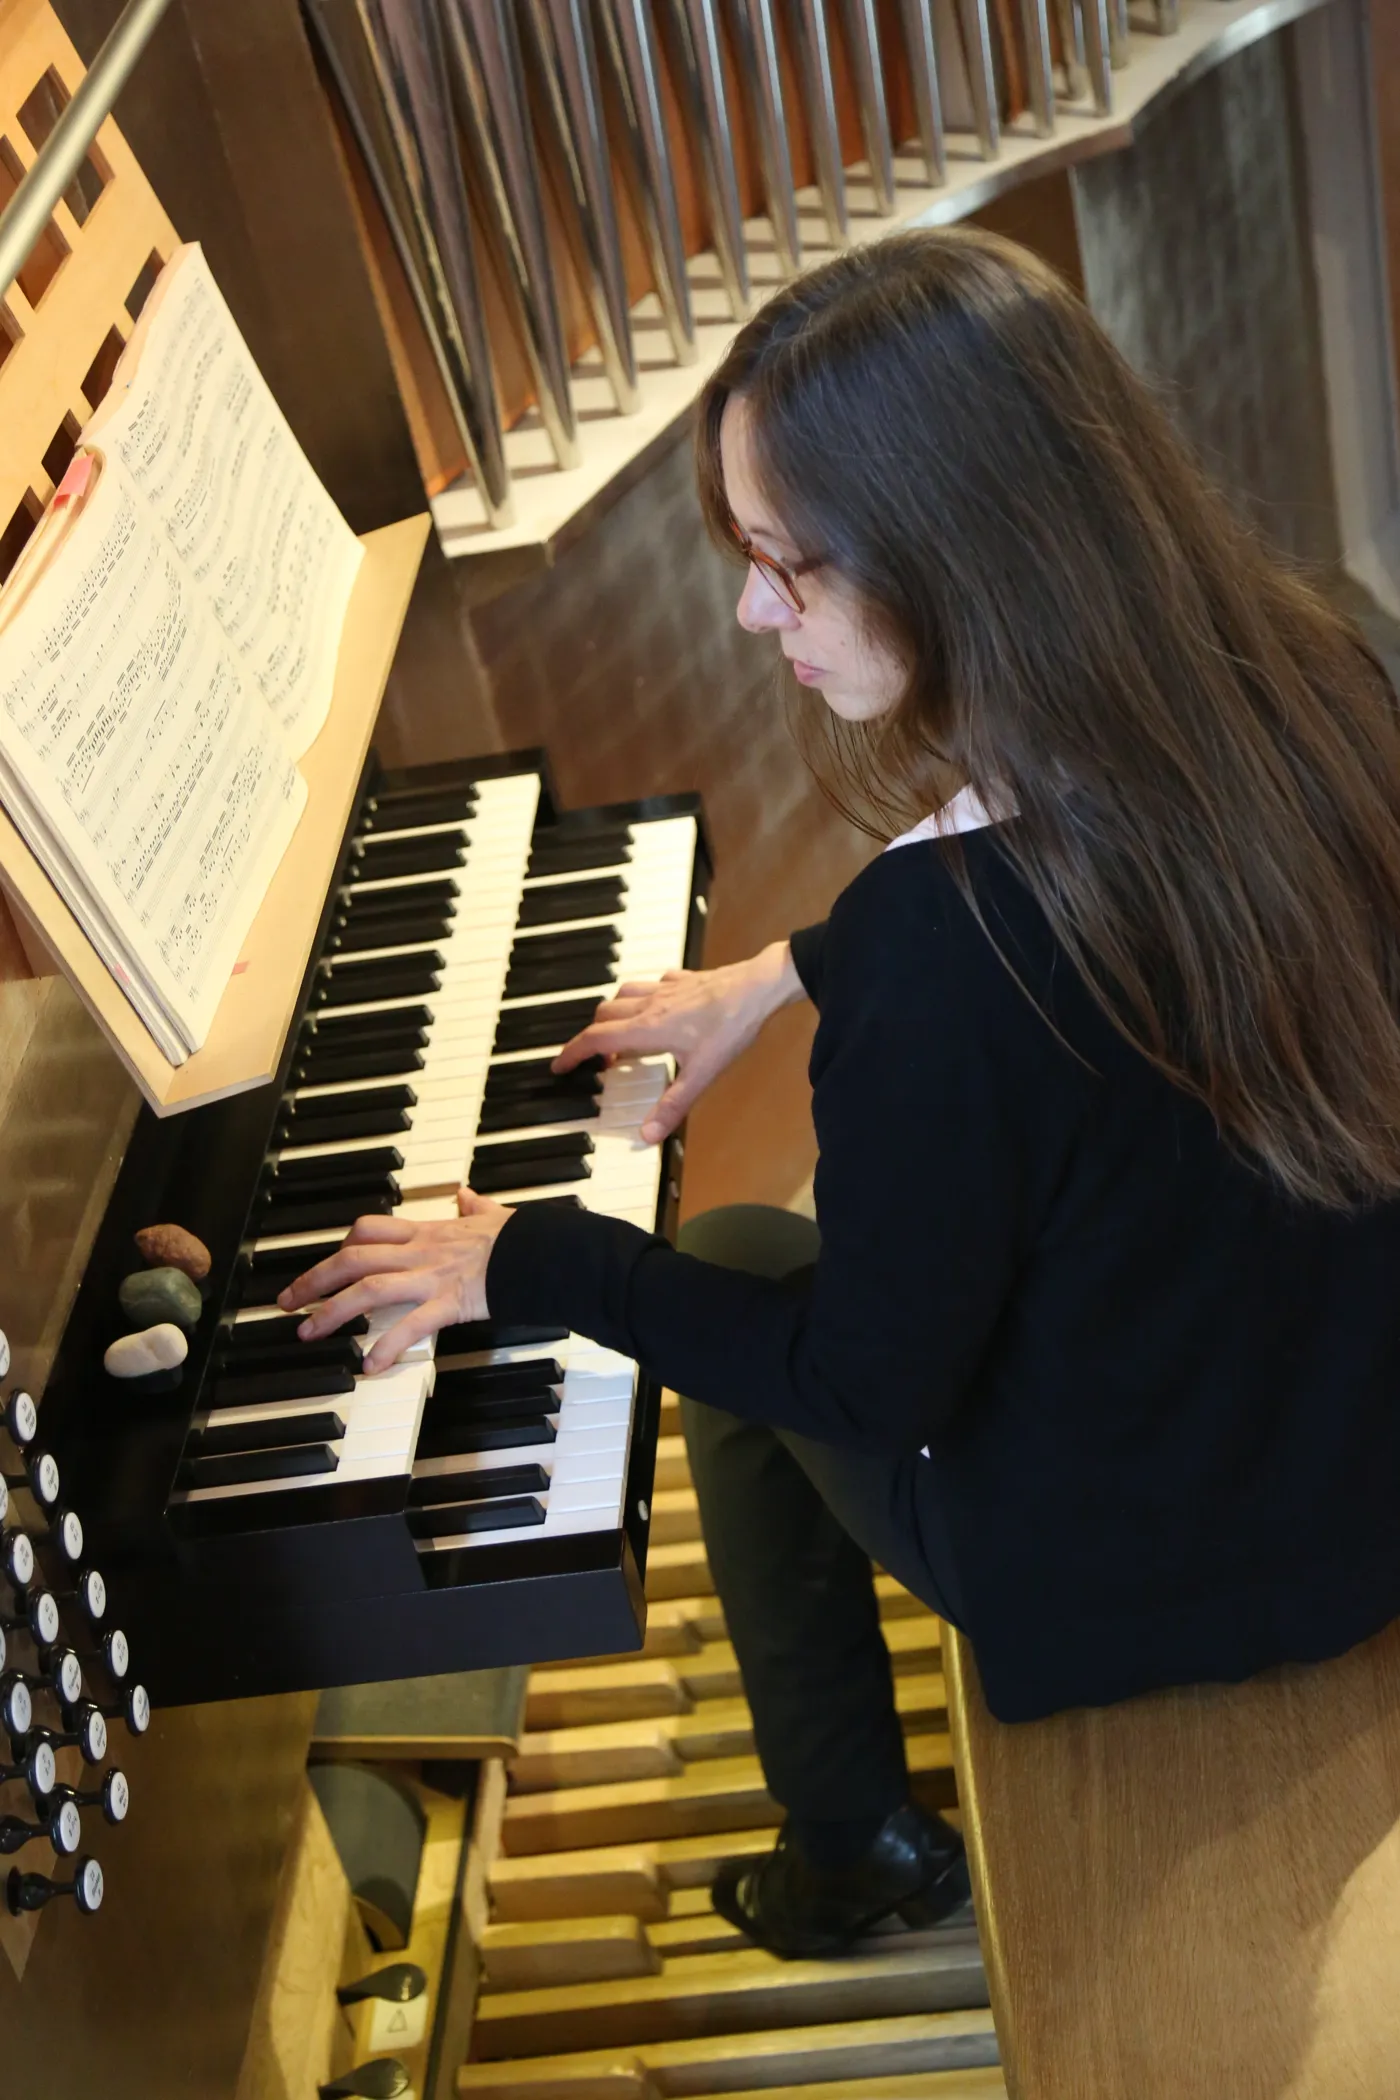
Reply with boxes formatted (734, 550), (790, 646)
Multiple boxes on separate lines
(697, 226), (1400, 1208)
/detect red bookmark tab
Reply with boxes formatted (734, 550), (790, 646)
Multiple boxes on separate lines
(52, 453), (97, 511)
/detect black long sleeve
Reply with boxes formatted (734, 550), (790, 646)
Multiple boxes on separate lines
(487, 828), (1400, 1722)
(487, 837), (1087, 1451)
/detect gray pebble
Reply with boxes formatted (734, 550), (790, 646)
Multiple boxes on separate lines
(118, 1266), (202, 1332)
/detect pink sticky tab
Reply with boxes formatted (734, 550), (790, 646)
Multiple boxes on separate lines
(53, 453), (97, 510)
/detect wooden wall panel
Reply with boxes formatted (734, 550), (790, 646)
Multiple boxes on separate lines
(1367, 0), (1400, 407)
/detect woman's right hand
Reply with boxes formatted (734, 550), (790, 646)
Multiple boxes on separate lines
(552, 940), (807, 1143)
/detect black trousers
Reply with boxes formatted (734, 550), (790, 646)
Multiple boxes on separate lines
(676, 1204), (957, 1825)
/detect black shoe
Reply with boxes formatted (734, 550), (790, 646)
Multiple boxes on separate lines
(710, 1802), (972, 1959)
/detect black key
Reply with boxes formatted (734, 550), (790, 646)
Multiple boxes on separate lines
(211, 1336), (364, 1377)
(314, 959), (442, 1009)
(516, 878), (627, 929)
(292, 1048), (425, 1087)
(435, 1320), (568, 1355)
(423, 1390), (559, 1427)
(361, 788), (477, 832)
(297, 1029), (430, 1070)
(510, 1194), (585, 1212)
(283, 1086), (417, 1124)
(234, 1265), (340, 1312)
(471, 1157), (589, 1194)
(324, 951), (446, 988)
(484, 1056), (603, 1098)
(235, 1241), (346, 1308)
(436, 1360), (565, 1401)
(347, 836), (467, 882)
(305, 1007), (434, 1043)
(271, 1147), (404, 1186)
(527, 843), (630, 877)
(503, 956), (617, 1000)
(220, 1312), (369, 1352)
(367, 772), (482, 802)
(253, 1192), (396, 1237)
(408, 1464), (548, 1506)
(326, 913), (453, 957)
(476, 1094), (600, 1134)
(182, 1444), (339, 1490)
(473, 1133), (593, 1171)
(191, 1412), (348, 1458)
(527, 827), (632, 876)
(367, 774), (480, 804)
(414, 1419), (554, 1459)
(494, 999), (602, 1055)
(275, 1107), (412, 1147)
(338, 879), (459, 918)
(259, 1167), (398, 1211)
(209, 1366), (357, 1408)
(407, 1496), (544, 1538)
(509, 928), (620, 965)
(246, 1238), (345, 1275)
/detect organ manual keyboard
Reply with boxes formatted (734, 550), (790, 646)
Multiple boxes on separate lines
(32, 753), (711, 1706)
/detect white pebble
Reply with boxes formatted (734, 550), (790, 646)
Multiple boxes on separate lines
(103, 1324), (189, 1378)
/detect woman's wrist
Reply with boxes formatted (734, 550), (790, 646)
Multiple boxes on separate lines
(750, 940), (806, 1016)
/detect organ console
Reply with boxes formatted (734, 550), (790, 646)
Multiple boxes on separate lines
(34, 750), (711, 1709)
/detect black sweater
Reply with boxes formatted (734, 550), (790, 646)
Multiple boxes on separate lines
(488, 828), (1400, 1722)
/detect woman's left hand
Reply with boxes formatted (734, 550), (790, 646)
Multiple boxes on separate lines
(277, 1188), (515, 1372)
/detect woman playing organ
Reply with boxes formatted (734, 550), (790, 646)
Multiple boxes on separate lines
(281, 227), (1400, 1956)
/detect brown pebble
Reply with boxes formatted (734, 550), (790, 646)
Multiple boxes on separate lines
(134, 1223), (211, 1282)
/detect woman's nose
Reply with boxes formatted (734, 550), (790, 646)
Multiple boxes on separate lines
(736, 564), (800, 635)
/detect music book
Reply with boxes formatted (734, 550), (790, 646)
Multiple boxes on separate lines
(0, 243), (364, 1063)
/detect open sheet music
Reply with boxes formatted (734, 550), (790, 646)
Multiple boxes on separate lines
(86, 245), (363, 758)
(0, 245), (364, 1062)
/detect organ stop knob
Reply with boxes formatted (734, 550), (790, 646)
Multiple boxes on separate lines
(336, 1962), (428, 2007)
(318, 2062), (410, 2099)
(1, 1528), (34, 1589)
(0, 1799), (82, 1855)
(2, 1449), (60, 1510)
(19, 1704), (108, 1764)
(71, 1683), (148, 1738)
(0, 1738), (56, 1799)
(7, 1855), (103, 1916)
(1, 1587), (60, 1645)
(50, 1769), (129, 1827)
(3, 1391), (36, 1447)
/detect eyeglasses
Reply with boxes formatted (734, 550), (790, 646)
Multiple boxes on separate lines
(728, 519), (824, 614)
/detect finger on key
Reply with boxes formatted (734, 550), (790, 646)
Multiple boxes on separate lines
(363, 1298), (456, 1374)
(298, 1267), (440, 1339)
(280, 1239), (423, 1312)
(552, 1011), (673, 1072)
(343, 1216), (420, 1246)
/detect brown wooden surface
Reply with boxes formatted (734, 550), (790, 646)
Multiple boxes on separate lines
(0, 1688), (317, 2098)
(945, 1621), (1400, 2099)
(234, 1779), (371, 2100)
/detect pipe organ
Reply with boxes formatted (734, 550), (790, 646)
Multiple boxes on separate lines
(301, 0), (1202, 548)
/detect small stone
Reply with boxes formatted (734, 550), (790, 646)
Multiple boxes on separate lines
(103, 1324), (189, 1379)
(118, 1266), (202, 1332)
(133, 1223), (210, 1282)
